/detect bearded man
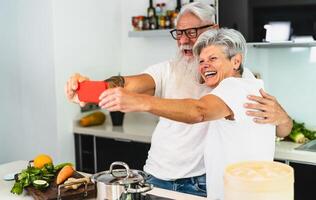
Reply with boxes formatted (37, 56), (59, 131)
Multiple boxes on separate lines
(66, 2), (293, 197)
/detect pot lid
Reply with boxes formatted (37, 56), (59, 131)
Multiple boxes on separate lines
(91, 161), (146, 185)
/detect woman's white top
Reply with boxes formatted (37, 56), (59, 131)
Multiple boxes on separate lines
(205, 77), (276, 200)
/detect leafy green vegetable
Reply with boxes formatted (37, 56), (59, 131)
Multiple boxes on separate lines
(288, 120), (316, 143)
(11, 162), (74, 195)
(11, 182), (23, 195)
(289, 130), (306, 143)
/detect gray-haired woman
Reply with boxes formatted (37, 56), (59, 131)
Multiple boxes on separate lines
(98, 28), (275, 200)
(193, 28), (275, 200)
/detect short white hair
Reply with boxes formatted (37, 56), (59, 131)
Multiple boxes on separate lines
(177, 2), (216, 25)
(193, 28), (247, 74)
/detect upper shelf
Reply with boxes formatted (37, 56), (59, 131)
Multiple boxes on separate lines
(128, 30), (316, 48)
(248, 42), (316, 48)
(128, 29), (172, 37)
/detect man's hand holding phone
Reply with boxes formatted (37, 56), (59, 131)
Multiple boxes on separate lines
(77, 81), (109, 104)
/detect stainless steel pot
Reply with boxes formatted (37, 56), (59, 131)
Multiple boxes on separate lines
(91, 161), (153, 200)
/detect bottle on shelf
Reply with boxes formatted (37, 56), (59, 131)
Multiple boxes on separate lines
(175, 0), (182, 13)
(147, 0), (156, 18)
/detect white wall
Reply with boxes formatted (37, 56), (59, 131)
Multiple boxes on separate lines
(246, 47), (316, 128)
(0, 0), (57, 163)
(52, 0), (122, 163)
(0, 0), (122, 164)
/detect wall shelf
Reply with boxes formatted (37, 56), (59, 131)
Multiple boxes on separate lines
(128, 29), (172, 37)
(248, 42), (316, 48)
(128, 30), (316, 48)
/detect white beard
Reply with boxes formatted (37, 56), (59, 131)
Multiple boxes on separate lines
(170, 48), (201, 88)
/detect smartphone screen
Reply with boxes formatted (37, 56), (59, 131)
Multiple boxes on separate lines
(77, 81), (108, 103)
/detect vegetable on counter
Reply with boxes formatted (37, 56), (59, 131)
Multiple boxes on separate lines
(56, 165), (74, 185)
(79, 111), (106, 127)
(32, 180), (49, 190)
(11, 154), (74, 195)
(287, 120), (316, 143)
(64, 177), (90, 190)
(11, 163), (56, 195)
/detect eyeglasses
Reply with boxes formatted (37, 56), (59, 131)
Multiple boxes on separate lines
(170, 24), (215, 40)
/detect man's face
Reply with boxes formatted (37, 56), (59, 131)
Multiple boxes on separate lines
(176, 13), (210, 59)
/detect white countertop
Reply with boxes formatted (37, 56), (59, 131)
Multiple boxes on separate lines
(74, 112), (316, 165)
(275, 141), (316, 165)
(73, 112), (158, 143)
(0, 160), (205, 200)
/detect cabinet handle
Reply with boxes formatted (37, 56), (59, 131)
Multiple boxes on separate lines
(114, 138), (132, 143)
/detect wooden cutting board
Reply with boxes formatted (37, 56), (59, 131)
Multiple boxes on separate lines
(26, 171), (96, 200)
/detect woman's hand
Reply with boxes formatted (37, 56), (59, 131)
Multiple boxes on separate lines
(244, 89), (293, 137)
(64, 73), (89, 107)
(98, 87), (150, 112)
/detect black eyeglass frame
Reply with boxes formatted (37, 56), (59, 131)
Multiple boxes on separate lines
(169, 24), (215, 40)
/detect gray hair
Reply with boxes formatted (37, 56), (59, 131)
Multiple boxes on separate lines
(193, 28), (247, 74)
(177, 2), (216, 25)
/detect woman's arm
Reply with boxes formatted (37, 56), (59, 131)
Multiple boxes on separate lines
(98, 87), (232, 123)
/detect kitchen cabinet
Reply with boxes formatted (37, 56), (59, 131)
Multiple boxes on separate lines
(289, 161), (316, 200)
(219, 0), (316, 42)
(74, 134), (95, 174)
(74, 133), (150, 173)
(96, 137), (150, 171)
(218, 0), (249, 40)
(273, 158), (316, 200)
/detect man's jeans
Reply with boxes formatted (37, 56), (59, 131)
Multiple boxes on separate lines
(146, 174), (207, 197)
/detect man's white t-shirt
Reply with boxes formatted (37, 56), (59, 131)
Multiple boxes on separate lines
(143, 60), (257, 180)
(205, 77), (276, 200)
(143, 61), (211, 180)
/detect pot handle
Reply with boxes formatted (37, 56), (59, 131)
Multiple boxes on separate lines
(126, 183), (153, 193)
(109, 161), (130, 178)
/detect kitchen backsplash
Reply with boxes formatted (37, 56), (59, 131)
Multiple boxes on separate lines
(246, 46), (316, 128)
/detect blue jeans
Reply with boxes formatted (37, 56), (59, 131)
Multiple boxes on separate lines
(146, 174), (207, 197)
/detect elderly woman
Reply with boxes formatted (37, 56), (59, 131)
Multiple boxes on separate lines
(99, 28), (275, 200)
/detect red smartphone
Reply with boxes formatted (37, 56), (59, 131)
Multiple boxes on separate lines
(77, 81), (109, 103)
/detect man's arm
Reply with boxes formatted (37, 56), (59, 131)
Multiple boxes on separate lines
(244, 89), (293, 138)
(65, 73), (156, 105)
(123, 74), (156, 95)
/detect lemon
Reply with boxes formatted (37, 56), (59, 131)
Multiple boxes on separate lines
(33, 154), (53, 169)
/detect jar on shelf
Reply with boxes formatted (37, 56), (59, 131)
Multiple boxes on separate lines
(137, 16), (145, 31)
(159, 16), (166, 29)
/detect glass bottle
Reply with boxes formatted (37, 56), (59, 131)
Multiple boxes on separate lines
(147, 0), (156, 18)
(175, 0), (181, 13)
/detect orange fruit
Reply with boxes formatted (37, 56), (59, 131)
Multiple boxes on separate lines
(33, 154), (53, 168)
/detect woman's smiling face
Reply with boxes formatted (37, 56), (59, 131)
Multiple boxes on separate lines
(198, 45), (241, 88)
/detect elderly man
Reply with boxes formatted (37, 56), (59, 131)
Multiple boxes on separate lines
(66, 2), (293, 197)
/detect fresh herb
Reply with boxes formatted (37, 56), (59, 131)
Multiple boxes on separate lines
(11, 162), (73, 195)
(288, 120), (316, 143)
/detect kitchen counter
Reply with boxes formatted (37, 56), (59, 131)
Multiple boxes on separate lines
(74, 112), (316, 165)
(73, 112), (158, 143)
(275, 141), (316, 165)
(0, 160), (205, 200)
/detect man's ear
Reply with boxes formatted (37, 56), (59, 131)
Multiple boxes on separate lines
(232, 54), (242, 70)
